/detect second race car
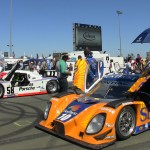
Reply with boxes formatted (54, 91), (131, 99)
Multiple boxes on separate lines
(0, 62), (59, 98)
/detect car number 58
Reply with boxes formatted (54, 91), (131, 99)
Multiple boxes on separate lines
(7, 87), (14, 94)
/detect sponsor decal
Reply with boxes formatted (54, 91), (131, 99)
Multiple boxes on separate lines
(103, 74), (139, 81)
(57, 101), (91, 122)
(37, 86), (44, 89)
(28, 83), (33, 86)
(134, 124), (149, 134)
(100, 107), (115, 114)
(100, 81), (128, 85)
(105, 123), (114, 128)
(19, 87), (35, 91)
(105, 135), (115, 139)
(64, 110), (77, 116)
(69, 105), (81, 111)
(52, 98), (58, 101)
(40, 86), (45, 90)
(83, 32), (95, 41)
(57, 105), (81, 121)
(139, 126), (143, 130)
(145, 123), (148, 129)
(140, 107), (150, 121)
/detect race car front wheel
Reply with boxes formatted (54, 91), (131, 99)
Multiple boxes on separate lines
(0, 84), (4, 98)
(116, 106), (136, 140)
(46, 80), (58, 94)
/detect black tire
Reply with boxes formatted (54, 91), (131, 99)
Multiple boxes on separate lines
(116, 106), (136, 140)
(0, 84), (4, 98)
(46, 80), (58, 94)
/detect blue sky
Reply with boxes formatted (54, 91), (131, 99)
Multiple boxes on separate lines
(0, 0), (150, 58)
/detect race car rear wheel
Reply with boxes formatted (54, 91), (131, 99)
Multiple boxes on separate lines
(46, 80), (58, 94)
(116, 106), (135, 140)
(0, 84), (4, 98)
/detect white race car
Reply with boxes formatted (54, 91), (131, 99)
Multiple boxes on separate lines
(0, 62), (59, 98)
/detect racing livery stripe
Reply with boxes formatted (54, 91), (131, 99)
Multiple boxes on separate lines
(133, 122), (150, 134)
(18, 91), (47, 96)
(3, 91), (47, 98)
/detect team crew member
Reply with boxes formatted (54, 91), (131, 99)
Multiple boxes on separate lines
(84, 48), (98, 86)
(56, 53), (71, 92)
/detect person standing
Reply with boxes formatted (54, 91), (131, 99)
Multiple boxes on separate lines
(134, 57), (144, 73)
(40, 58), (48, 77)
(142, 56), (150, 77)
(36, 61), (41, 72)
(78, 55), (82, 60)
(124, 57), (132, 74)
(50, 59), (54, 70)
(109, 59), (114, 73)
(19, 60), (24, 70)
(29, 61), (34, 72)
(144, 56), (150, 70)
(56, 53), (71, 92)
(84, 48), (98, 86)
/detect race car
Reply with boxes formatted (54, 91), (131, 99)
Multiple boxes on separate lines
(36, 58), (149, 149)
(0, 62), (59, 98)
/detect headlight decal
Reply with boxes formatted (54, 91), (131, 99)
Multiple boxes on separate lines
(86, 113), (106, 135)
(44, 102), (51, 120)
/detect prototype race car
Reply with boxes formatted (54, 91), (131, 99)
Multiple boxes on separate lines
(0, 62), (59, 98)
(36, 58), (150, 149)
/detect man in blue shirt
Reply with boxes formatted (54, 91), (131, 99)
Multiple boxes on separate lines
(84, 48), (98, 87)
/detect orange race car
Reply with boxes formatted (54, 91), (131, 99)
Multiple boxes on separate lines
(36, 58), (150, 149)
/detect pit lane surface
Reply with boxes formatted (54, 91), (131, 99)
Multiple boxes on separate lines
(0, 94), (150, 150)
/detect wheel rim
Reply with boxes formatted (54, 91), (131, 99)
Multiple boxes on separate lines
(48, 82), (57, 92)
(118, 110), (135, 137)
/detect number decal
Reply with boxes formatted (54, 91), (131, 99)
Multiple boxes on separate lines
(57, 114), (72, 121)
(7, 87), (14, 94)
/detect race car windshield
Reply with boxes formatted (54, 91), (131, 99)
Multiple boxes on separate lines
(90, 84), (129, 99)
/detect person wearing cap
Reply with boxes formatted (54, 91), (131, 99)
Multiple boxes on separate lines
(84, 48), (98, 87)
(56, 53), (71, 92)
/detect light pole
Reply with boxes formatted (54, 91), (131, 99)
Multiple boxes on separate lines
(9, 0), (13, 57)
(116, 10), (123, 57)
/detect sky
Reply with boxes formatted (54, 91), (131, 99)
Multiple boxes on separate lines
(0, 0), (150, 58)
